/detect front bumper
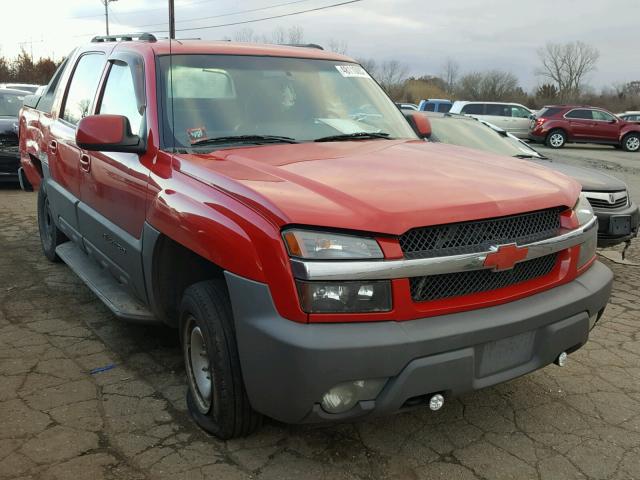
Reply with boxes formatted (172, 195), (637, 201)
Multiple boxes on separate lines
(226, 262), (613, 424)
(594, 201), (640, 247)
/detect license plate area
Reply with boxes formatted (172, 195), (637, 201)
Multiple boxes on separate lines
(609, 215), (631, 235)
(477, 331), (536, 378)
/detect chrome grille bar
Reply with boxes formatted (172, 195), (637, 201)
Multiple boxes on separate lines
(289, 216), (597, 281)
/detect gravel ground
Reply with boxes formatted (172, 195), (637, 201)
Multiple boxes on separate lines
(1, 148), (640, 480)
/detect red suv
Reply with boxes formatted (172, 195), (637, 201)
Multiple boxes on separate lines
(529, 105), (640, 152)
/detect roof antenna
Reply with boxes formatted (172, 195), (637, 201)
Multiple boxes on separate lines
(168, 0), (175, 153)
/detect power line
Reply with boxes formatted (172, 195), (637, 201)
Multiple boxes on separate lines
(132, 0), (315, 29)
(150, 0), (363, 33)
(69, 0), (221, 19)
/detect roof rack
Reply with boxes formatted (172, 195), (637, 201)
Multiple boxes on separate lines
(283, 43), (324, 50)
(91, 33), (157, 43)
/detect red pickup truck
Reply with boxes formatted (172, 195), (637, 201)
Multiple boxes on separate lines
(19, 34), (612, 439)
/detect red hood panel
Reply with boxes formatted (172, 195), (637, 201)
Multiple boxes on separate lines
(175, 140), (580, 235)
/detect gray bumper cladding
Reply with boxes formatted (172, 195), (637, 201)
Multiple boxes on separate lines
(225, 262), (613, 424)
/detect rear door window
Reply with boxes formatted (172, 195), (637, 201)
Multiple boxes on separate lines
(511, 106), (531, 118)
(565, 109), (592, 120)
(461, 103), (484, 115)
(423, 103), (435, 112)
(485, 104), (509, 117)
(61, 53), (106, 125)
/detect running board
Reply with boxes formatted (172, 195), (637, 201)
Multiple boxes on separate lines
(56, 242), (155, 322)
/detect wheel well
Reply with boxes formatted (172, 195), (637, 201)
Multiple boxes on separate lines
(151, 235), (225, 327)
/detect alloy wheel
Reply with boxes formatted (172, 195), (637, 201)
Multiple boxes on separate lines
(549, 133), (564, 148)
(626, 136), (640, 151)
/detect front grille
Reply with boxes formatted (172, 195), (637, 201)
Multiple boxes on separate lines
(409, 254), (558, 302)
(399, 208), (561, 259)
(587, 196), (628, 210)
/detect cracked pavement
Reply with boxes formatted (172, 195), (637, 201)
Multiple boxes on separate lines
(1, 184), (639, 480)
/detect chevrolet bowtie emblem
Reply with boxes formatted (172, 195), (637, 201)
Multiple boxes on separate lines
(484, 244), (529, 271)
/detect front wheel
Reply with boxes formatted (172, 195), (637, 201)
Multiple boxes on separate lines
(622, 133), (640, 152)
(546, 130), (566, 149)
(180, 280), (262, 439)
(37, 183), (67, 262)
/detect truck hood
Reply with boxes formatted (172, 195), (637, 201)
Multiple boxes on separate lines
(175, 140), (581, 235)
(530, 159), (627, 192)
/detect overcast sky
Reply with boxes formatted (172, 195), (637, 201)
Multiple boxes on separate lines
(0, 0), (636, 91)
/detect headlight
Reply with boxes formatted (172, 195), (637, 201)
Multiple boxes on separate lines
(296, 280), (392, 313)
(574, 193), (595, 226)
(283, 229), (383, 259)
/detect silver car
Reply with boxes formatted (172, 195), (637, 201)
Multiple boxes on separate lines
(449, 101), (533, 139)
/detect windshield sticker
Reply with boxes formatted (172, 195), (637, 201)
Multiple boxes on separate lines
(187, 126), (208, 144)
(335, 65), (370, 78)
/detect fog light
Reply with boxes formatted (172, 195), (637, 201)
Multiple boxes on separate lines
(297, 280), (392, 313)
(320, 379), (387, 414)
(578, 226), (597, 269)
(556, 351), (568, 367)
(429, 394), (445, 411)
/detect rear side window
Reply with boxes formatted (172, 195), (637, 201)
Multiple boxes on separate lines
(438, 103), (452, 113)
(511, 106), (531, 118)
(565, 109), (592, 120)
(536, 107), (562, 118)
(61, 53), (106, 125)
(423, 103), (435, 112)
(461, 103), (484, 115)
(485, 104), (509, 117)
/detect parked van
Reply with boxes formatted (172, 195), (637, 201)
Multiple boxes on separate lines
(449, 101), (533, 139)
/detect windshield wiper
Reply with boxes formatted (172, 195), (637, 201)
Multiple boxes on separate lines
(314, 132), (392, 142)
(191, 135), (298, 146)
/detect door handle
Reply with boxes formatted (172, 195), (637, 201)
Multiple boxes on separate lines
(80, 153), (91, 173)
(49, 140), (57, 154)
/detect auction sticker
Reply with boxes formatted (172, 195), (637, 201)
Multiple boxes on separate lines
(335, 65), (370, 78)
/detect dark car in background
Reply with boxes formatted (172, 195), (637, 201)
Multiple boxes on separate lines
(413, 112), (639, 247)
(529, 105), (640, 152)
(0, 88), (26, 183)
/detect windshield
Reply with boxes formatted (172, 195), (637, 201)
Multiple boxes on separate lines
(0, 91), (25, 117)
(158, 55), (416, 148)
(428, 116), (542, 158)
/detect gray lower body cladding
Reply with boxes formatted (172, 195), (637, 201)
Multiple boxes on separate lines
(225, 262), (613, 424)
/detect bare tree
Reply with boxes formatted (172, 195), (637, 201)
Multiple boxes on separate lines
(287, 25), (304, 44)
(441, 57), (459, 95)
(357, 58), (378, 78)
(536, 41), (599, 100)
(455, 70), (521, 101)
(233, 28), (258, 43)
(328, 39), (348, 55)
(269, 26), (287, 45)
(376, 60), (409, 99)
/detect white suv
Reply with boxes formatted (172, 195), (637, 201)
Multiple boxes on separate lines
(449, 101), (533, 139)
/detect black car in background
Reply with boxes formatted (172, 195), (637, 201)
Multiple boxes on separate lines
(410, 111), (639, 247)
(0, 89), (26, 183)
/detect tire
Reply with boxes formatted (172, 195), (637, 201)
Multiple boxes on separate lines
(37, 182), (67, 262)
(622, 133), (640, 152)
(546, 129), (566, 149)
(180, 280), (262, 439)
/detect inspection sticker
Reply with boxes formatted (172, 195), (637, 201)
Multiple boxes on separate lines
(335, 65), (370, 78)
(187, 126), (208, 144)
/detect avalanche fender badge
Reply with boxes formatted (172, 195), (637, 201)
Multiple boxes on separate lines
(187, 126), (208, 144)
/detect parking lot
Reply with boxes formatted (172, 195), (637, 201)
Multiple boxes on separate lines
(1, 146), (640, 480)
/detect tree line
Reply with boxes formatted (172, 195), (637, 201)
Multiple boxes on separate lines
(2, 36), (638, 114)
(0, 49), (61, 85)
(357, 41), (639, 113)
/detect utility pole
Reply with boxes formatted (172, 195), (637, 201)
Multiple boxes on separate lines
(168, 0), (175, 39)
(103, 0), (118, 36)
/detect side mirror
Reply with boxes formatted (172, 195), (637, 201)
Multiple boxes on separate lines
(404, 111), (432, 139)
(76, 114), (145, 154)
